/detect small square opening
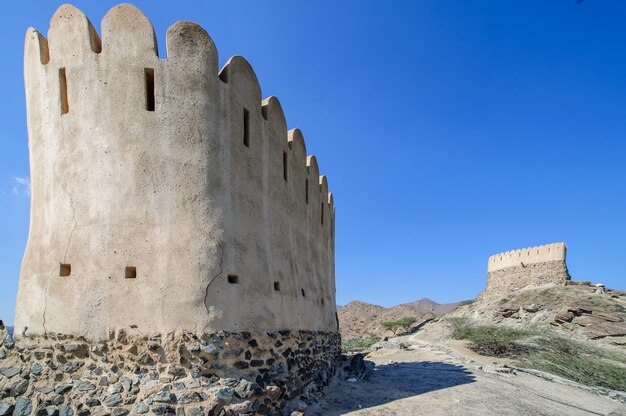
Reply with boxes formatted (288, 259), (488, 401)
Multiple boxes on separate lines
(125, 266), (137, 279)
(59, 263), (71, 277)
(274, 281), (280, 291)
(228, 274), (239, 284)
(301, 289), (306, 297)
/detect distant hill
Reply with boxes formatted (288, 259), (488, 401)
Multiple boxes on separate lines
(338, 298), (464, 339)
(404, 297), (462, 315)
(7, 326), (13, 336)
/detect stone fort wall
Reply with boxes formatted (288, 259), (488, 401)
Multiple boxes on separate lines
(482, 243), (570, 299)
(15, 4), (336, 341)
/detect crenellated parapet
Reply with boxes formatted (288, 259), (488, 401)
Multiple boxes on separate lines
(16, 4), (336, 340)
(487, 243), (567, 273)
(482, 243), (570, 300)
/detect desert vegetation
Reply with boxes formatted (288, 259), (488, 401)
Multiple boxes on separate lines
(341, 337), (381, 353)
(381, 317), (417, 335)
(450, 318), (626, 392)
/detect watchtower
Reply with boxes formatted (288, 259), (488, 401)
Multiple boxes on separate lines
(15, 4), (336, 341)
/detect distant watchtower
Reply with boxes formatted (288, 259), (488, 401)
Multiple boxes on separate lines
(15, 4), (336, 341)
(482, 243), (570, 299)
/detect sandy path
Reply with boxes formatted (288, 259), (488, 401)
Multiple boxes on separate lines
(308, 343), (626, 416)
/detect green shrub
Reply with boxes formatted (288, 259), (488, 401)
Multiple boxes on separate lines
(452, 324), (537, 357)
(342, 337), (381, 353)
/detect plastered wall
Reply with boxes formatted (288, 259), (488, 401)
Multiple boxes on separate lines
(487, 243), (567, 272)
(15, 4), (336, 340)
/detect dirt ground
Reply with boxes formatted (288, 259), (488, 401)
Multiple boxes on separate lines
(308, 338), (626, 416)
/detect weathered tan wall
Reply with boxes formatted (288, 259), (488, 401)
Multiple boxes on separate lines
(487, 242), (567, 272)
(15, 4), (336, 340)
(482, 243), (570, 299)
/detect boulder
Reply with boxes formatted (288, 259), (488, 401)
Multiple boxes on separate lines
(553, 311), (575, 324)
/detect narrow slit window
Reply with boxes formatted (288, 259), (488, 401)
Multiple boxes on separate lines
(59, 68), (69, 115)
(59, 263), (71, 277)
(228, 274), (239, 284)
(321, 298), (324, 305)
(145, 68), (155, 111)
(305, 179), (309, 204)
(274, 281), (280, 291)
(243, 108), (250, 147)
(301, 289), (306, 297)
(283, 152), (288, 182)
(125, 267), (137, 279)
(321, 203), (324, 225)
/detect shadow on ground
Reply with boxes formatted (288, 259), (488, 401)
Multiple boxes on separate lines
(310, 361), (476, 415)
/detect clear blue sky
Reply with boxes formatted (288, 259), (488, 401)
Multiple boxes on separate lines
(1, 1), (625, 324)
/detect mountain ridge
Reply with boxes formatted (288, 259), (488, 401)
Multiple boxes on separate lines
(338, 297), (464, 339)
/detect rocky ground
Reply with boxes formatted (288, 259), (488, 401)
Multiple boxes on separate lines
(453, 282), (626, 344)
(309, 335), (626, 415)
(313, 282), (626, 415)
(338, 299), (463, 339)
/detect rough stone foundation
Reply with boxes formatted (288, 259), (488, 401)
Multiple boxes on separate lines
(0, 328), (341, 415)
(484, 260), (570, 299)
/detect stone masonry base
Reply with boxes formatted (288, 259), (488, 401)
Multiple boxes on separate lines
(0, 329), (341, 415)
(480, 260), (570, 302)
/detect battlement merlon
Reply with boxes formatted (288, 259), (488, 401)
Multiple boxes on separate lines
(487, 242), (567, 273)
